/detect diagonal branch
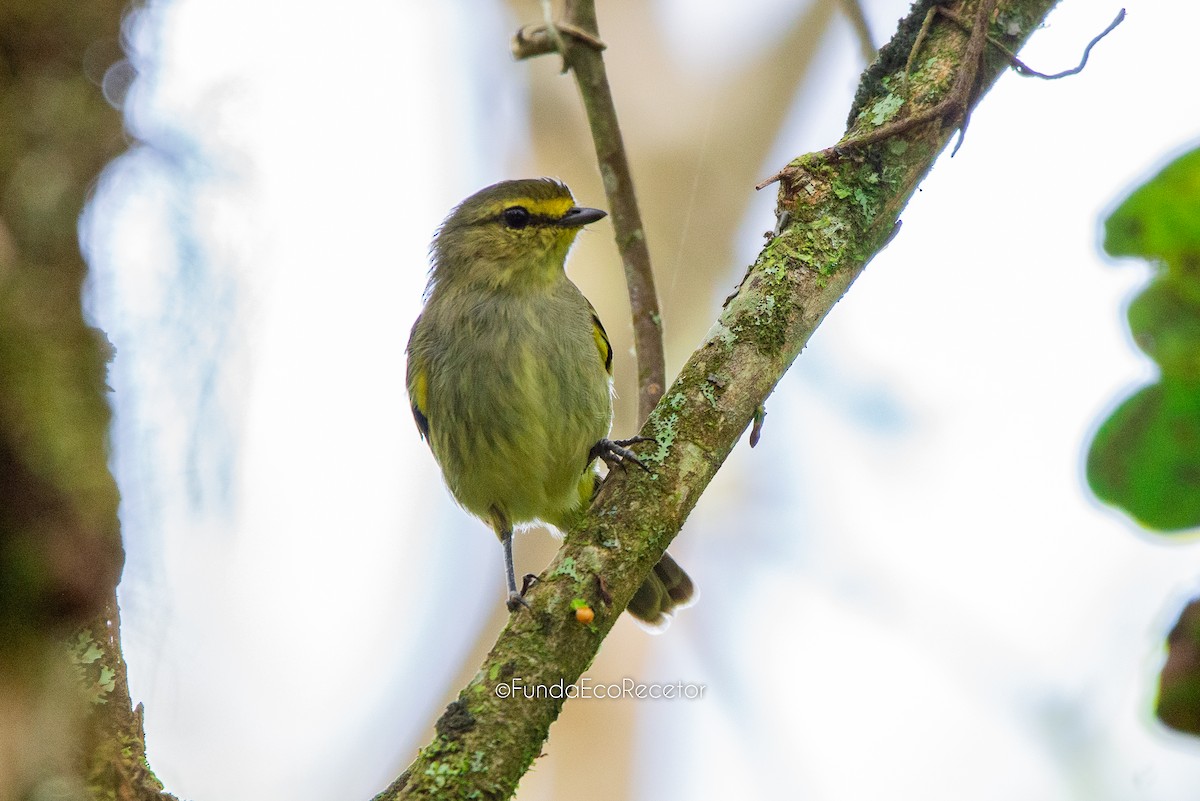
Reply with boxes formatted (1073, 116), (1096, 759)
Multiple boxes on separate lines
(377, 1), (1061, 798)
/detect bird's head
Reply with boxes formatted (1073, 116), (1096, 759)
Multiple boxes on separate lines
(430, 178), (607, 292)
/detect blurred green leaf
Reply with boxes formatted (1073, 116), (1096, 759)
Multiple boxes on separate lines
(1128, 279), (1200, 379)
(1087, 381), (1200, 531)
(1089, 146), (1200, 532)
(1159, 598), (1200, 736)
(1104, 147), (1200, 280)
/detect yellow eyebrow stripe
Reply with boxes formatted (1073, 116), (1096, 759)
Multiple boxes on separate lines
(481, 196), (576, 220)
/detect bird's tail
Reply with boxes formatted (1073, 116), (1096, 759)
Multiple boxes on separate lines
(627, 552), (696, 631)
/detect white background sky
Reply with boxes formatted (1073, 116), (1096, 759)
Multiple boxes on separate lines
(83, 1), (1200, 799)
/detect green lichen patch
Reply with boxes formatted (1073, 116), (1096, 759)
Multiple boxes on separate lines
(67, 628), (115, 705)
(869, 93), (904, 126)
(645, 402), (681, 466)
(551, 557), (581, 582)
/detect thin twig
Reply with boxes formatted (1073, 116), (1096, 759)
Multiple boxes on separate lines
(833, 0), (997, 156)
(838, 0), (877, 63)
(904, 4), (941, 86)
(926, 5), (1125, 80)
(780, 0), (1123, 178)
(757, 0), (1000, 192)
(759, 1), (997, 195)
(512, 22), (605, 60)
(514, 1), (667, 425)
(1008, 7), (1124, 79)
(538, 0), (568, 72)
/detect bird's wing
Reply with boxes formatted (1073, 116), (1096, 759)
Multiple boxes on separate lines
(406, 317), (431, 440)
(589, 301), (613, 377)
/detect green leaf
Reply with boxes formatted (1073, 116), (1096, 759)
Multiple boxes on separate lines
(1159, 598), (1200, 737)
(1103, 147), (1200, 308)
(1086, 380), (1200, 531)
(1091, 145), (1200, 531)
(1128, 279), (1200, 378)
(1104, 146), (1200, 280)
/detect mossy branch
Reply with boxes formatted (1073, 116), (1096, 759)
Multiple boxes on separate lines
(379, 0), (1060, 798)
(78, 596), (177, 801)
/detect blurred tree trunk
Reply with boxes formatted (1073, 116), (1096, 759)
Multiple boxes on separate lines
(0, 1), (165, 798)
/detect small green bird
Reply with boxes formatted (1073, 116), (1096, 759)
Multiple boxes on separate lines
(406, 178), (694, 627)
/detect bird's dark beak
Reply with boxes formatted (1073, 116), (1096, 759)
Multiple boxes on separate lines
(557, 206), (607, 227)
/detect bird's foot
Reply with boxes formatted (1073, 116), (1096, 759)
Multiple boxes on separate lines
(590, 436), (654, 473)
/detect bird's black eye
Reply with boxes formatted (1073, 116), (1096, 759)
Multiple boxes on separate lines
(501, 206), (531, 229)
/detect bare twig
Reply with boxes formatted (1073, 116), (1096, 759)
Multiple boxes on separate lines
(838, 0), (877, 63)
(904, 3), (942, 83)
(760, 0), (1001, 194)
(768, 0), (1122, 188)
(918, 5), (1125, 81)
(514, 0), (667, 424)
(929, 5), (1124, 80)
(513, 21), (604, 58)
(1007, 7), (1125, 78)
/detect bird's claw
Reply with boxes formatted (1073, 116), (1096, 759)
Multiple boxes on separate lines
(590, 436), (655, 474)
